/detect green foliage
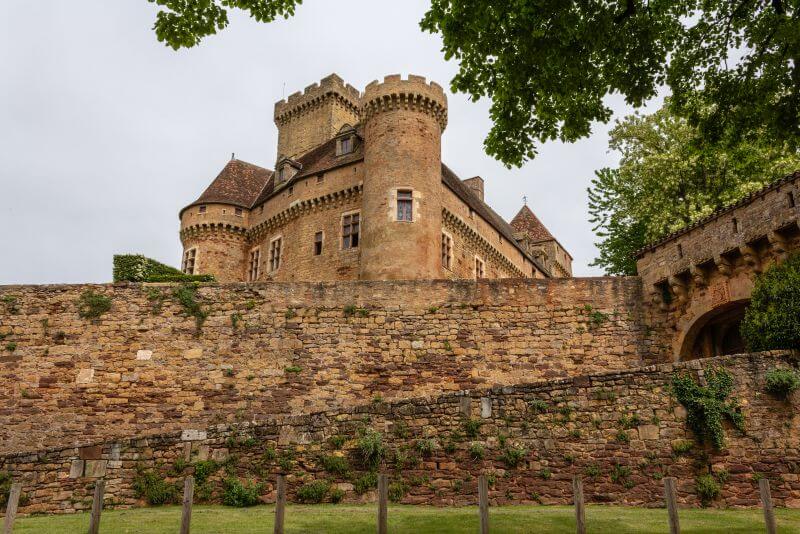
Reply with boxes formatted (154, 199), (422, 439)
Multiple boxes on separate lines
(696, 474), (721, 507)
(764, 367), (800, 399)
(415, 438), (436, 457)
(468, 442), (484, 461)
(5, 342), (16, 352)
(422, 2), (800, 168)
(329, 487), (344, 504)
(388, 481), (408, 503)
(328, 435), (346, 449)
(615, 430), (631, 444)
(0, 471), (11, 506)
(2, 295), (19, 315)
(741, 253), (800, 351)
(193, 460), (218, 485)
(353, 472), (378, 494)
(133, 469), (177, 505)
(284, 308), (297, 319)
(343, 305), (369, 318)
(672, 368), (746, 450)
(222, 478), (262, 507)
(528, 399), (548, 414)
(230, 313), (242, 329)
(588, 106), (800, 274)
(320, 455), (350, 477)
(610, 464), (632, 485)
(172, 284), (208, 334)
(296, 480), (330, 504)
(113, 254), (214, 283)
(356, 428), (386, 469)
(284, 366), (302, 373)
(593, 389), (617, 402)
(618, 414), (641, 430)
(671, 440), (694, 456)
(500, 446), (527, 469)
(463, 418), (482, 438)
(76, 290), (112, 319)
(584, 464), (601, 480)
(538, 468), (552, 480)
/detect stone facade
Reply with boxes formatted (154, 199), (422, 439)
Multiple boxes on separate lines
(2, 351), (798, 514)
(179, 74), (570, 282)
(636, 172), (800, 360)
(0, 278), (654, 454)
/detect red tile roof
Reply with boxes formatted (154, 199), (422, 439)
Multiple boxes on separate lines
(181, 159), (272, 215)
(510, 205), (555, 242)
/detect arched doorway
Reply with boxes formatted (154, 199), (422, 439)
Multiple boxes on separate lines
(679, 300), (750, 360)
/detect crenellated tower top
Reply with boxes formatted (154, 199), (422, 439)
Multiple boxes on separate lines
(361, 74), (448, 132)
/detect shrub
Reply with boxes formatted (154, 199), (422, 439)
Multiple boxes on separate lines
(610, 464), (631, 484)
(5, 342), (16, 352)
(463, 418), (483, 438)
(388, 481), (408, 503)
(222, 478), (262, 507)
(501, 446), (527, 469)
(584, 464), (601, 479)
(296, 480), (330, 504)
(671, 367), (745, 450)
(172, 284), (208, 334)
(113, 254), (214, 283)
(741, 252), (800, 351)
(329, 487), (345, 503)
(671, 440), (694, 456)
(416, 438), (436, 457)
(353, 472), (378, 494)
(468, 442), (485, 461)
(618, 413), (641, 429)
(615, 430), (631, 444)
(696, 474), (721, 507)
(2, 295), (19, 315)
(538, 468), (552, 480)
(357, 428), (386, 468)
(329, 435), (346, 449)
(133, 469), (177, 505)
(193, 460), (218, 485)
(76, 290), (112, 319)
(528, 399), (548, 414)
(0, 471), (11, 506)
(320, 455), (350, 477)
(764, 367), (800, 399)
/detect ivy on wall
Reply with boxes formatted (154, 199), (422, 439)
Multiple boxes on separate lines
(113, 254), (214, 283)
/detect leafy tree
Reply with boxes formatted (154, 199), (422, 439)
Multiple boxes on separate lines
(588, 105), (800, 275)
(740, 252), (800, 351)
(149, 1), (800, 168)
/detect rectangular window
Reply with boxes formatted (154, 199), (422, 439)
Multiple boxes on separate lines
(198, 205), (207, 214)
(732, 217), (739, 233)
(182, 248), (197, 274)
(397, 190), (413, 221)
(677, 243), (683, 258)
(248, 248), (260, 281)
(474, 256), (485, 279)
(235, 207), (243, 217)
(269, 237), (282, 272)
(314, 231), (323, 256)
(441, 233), (453, 270)
(788, 191), (796, 208)
(342, 212), (360, 249)
(340, 137), (352, 154)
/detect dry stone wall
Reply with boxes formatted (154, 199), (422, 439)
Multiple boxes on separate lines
(1, 351), (797, 515)
(0, 278), (656, 454)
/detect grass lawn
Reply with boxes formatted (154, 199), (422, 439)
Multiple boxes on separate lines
(11, 504), (800, 533)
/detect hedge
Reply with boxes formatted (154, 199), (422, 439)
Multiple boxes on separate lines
(741, 252), (800, 351)
(113, 254), (214, 283)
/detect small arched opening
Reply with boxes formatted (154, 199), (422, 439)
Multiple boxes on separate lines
(679, 299), (750, 361)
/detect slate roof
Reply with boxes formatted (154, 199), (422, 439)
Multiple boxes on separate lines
(510, 205), (555, 242)
(181, 159), (272, 216)
(634, 170), (800, 257)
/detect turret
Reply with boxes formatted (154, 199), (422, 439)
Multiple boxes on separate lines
(273, 73), (361, 161)
(358, 74), (448, 280)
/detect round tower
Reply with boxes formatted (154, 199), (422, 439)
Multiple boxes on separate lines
(179, 203), (250, 282)
(359, 74), (448, 280)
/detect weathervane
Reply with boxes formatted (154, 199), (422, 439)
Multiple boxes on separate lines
(523, 195), (528, 206)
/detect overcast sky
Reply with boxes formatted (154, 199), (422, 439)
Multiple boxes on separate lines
(0, 1), (664, 284)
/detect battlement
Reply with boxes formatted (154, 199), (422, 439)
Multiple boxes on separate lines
(362, 74), (448, 131)
(274, 73), (361, 125)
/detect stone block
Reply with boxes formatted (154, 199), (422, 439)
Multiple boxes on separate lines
(181, 429), (207, 441)
(84, 460), (107, 478)
(184, 348), (203, 359)
(480, 397), (492, 418)
(69, 459), (84, 479)
(135, 350), (152, 360)
(79, 445), (103, 460)
(75, 368), (94, 385)
(638, 425), (659, 440)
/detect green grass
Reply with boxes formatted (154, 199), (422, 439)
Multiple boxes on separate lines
(12, 504), (800, 533)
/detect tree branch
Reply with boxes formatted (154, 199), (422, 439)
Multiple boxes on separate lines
(614, 0), (637, 23)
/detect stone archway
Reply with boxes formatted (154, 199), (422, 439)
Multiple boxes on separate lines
(678, 299), (750, 361)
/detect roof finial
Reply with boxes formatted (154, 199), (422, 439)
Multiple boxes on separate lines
(231, 152), (235, 160)
(523, 195), (528, 206)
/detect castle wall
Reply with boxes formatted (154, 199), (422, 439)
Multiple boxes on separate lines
(2, 351), (798, 514)
(0, 277), (655, 454)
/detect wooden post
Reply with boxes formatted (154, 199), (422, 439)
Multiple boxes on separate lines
(180, 476), (194, 534)
(478, 474), (489, 534)
(2, 482), (22, 534)
(663, 477), (680, 534)
(759, 478), (777, 534)
(273, 475), (286, 534)
(377, 473), (388, 534)
(87, 479), (105, 534)
(572, 476), (586, 534)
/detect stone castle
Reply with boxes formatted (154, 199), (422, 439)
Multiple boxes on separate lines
(179, 74), (572, 283)
(1, 73), (799, 514)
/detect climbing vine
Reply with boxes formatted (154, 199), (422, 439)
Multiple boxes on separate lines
(671, 368), (745, 450)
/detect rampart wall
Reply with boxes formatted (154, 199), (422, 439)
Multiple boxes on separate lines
(1, 351), (797, 514)
(0, 278), (657, 454)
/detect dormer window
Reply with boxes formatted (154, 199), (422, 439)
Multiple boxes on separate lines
(275, 158), (301, 185)
(339, 136), (352, 154)
(335, 124), (357, 156)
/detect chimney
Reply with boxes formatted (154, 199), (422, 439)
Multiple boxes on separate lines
(462, 176), (484, 201)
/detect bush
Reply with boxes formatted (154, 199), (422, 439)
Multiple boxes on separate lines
(357, 428), (386, 468)
(463, 418), (483, 438)
(193, 460), (218, 485)
(222, 478), (262, 507)
(501, 446), (527, 468)
(468, 442), (485, 461)
(741, 252), (800, 351)
(696, 474), (721, 507)
(528, 399), (548, 414)
(584, 464), (601, 479)
(610, 464), (631, 484)
(671, 368), (745, 450)
(416, 439), (436, 457)
(764, 367), (800, 399)
(388, 481), (408, 503)
(0, 471), (11, 507)
(76, 290), (112, 319)
(329, 435), (346, 449)
(113, 254), (215, 283)
(329, 487), (345, 503)
(320, 455), (350, 477)
(133, 470), (177, 505)
(353, 472), (378, 494)
(671, 440), (694, 456)
(296, 480), (330, 504)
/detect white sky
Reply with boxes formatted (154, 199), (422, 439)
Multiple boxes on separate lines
(0, 0), (663, 284)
